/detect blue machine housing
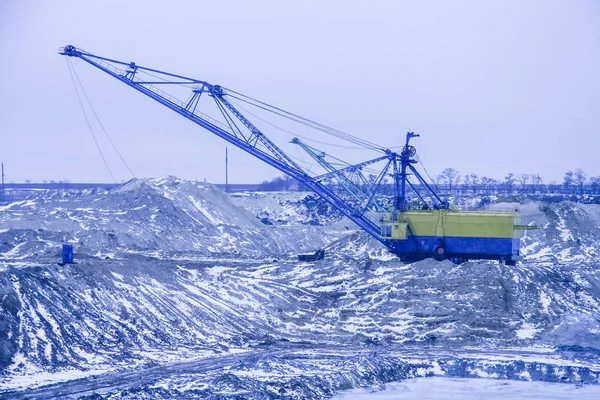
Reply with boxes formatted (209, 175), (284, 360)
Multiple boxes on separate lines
(386, 237), (520, 262)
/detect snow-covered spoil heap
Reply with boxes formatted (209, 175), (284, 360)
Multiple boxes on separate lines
(0, 177), (334, 260)
(519, 201), (600, 263)
(229, 191), (344, 226)
(1, 189), (600, 398)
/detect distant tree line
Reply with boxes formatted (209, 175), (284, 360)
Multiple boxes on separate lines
(258, 168), (600, 196)
(259, 175), (296, 191)
(433, 167), (600, 196)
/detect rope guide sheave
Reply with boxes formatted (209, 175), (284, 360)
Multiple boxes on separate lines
(60, 45), (526, 263)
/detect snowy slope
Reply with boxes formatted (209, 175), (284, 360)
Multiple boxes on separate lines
(333, 377), (600, 400)
(0, 177), (336, 261)
(230, 191), (344, 226)
(0, 186), (600, 398)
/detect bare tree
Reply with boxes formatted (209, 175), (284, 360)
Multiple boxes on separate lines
(590, 176), (600, 195)
(367, 174), (377, 185)
(531, 174), (543, 193)
(574, 168), (587, 195)
(479, 177), (487, 194)
(480, 176), (496, 195)
(504, 173), (516, 194)
(437, 168), (461, 195)
(490, 178), (499, 193)
(517, 174), (529, 194)
(563, 171), (574, 194)
(463, 174), (472, 195)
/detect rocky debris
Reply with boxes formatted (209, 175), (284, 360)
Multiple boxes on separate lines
(0, 177), (337, 260)
(0, 182), (600, 397)
(230, 191), (343, 226)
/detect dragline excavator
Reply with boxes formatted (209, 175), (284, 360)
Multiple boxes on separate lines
(60, 45), (533, 265)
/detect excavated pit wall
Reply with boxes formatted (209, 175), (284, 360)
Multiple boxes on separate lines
(0, 179), (599, 397)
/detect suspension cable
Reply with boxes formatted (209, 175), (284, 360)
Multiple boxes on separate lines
(66, 59), (116, 182)
(229, 94), (381, 151)
(224, 90), (385, 152)
(69, 61), (137, 178)
(228, 98), (369, 150)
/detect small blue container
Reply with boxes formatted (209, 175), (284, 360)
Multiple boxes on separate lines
(62, 244), (74, 264)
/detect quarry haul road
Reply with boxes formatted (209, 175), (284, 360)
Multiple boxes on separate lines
(1, 347), (278, 399)
(3, 344), (596, 399)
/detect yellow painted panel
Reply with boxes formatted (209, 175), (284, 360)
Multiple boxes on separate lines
(392, 223), (408, 239)
(387, 209), (518, 239)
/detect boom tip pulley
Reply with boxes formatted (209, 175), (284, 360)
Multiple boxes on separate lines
(60, 45), (78, 56)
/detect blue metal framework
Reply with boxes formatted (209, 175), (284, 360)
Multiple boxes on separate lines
(291, 138), (389, 213)
(59, 45), (448, 253)
(395, 133), (447, 212)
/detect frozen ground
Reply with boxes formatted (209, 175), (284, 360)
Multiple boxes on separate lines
(0, 178), (599, 398)
(332, 377), (600, 399)
(0, 177), (342, 261)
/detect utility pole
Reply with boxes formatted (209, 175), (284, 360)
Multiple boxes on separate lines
(225, 147), (229, 193)
(1, 162), (5, 203)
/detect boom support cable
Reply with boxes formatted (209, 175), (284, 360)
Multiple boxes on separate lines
(66, 59), (197, 240)
(69, 60), (137, 179)
(225, 93), (385, 152)
(66, 59), (117, 182)
(228, 98), (368, 150)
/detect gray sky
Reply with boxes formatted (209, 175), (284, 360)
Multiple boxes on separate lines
(1, 0), (599, 184)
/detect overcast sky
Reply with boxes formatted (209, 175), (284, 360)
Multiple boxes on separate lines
(1, 0), (599, 184)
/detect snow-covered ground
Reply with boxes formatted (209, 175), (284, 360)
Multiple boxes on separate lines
(333, 377), (600, 399)
(1, 178), (599, 398)
(0, 177), (341, 260)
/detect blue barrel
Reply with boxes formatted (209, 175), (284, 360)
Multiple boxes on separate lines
(62, 244), (74, 264)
